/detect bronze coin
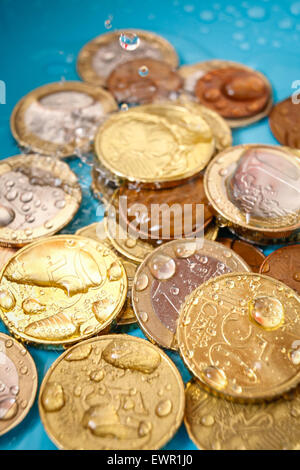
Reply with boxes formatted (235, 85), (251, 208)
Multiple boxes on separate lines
(107, 58), (183, 104)
(269, 97), (300, 149)
(118, 175), (214, 242)
(218, 238), (265, 273)
(195, 67), (270, 119)
(259, 245), (300, 295)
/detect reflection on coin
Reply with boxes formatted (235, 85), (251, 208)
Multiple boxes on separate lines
(77, 29), (179, 87)
(11, 81), (117, 157)
(0, 235), (127, 347)
(39, 334), (185, 450)
(204, 144), (300, 244)
(260, 245), (300, 295)
(203, 222), (219, 241)
(178, 272), (300, 401)
(218, 238), (265, 273)
(0, 154), (81, 247)
(91, 163), (121, 204)
(0, 333), (37, 436)
(179, 60), (272, 128)
(0, 246), (18, 271)
(269, 97), (300, 149)
(76, 221), (137, 325)
(107, 58), (183, 104)
(95, 103), (215, 185)
(132, 239), (250, 349)
(185, 380), (300, 450)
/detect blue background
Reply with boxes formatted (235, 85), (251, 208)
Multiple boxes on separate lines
(0, 0), (299, 450)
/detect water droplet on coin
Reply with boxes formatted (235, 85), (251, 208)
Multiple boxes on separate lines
(174, 241), (196, 258)
(119, 32), (140, 51)
(0, 205), (15, 227)
(89, 369), (104, 382)
(42, 382), (65, 412)
(108, 261), (122, 281)
(121, 103), (129, 111)
(249, 296), (284, 329)
(6, 189), (18, 201)
(125, 237), (137, 248)
(136, 273), (149, 291)
(149, 254), (176, 280)
(155, 399), (172, 417)
(140, 311), (148, 322)
(0, 289), (16, 311)
(20, 192), (33, 203)
(293, 272), (300, 282)
(202, 366), (228, 391)
(5, 339), (13, 348)
(138, 65), (149, 77)
(201, 414), (215, 426)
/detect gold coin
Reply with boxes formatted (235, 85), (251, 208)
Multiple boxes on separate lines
(178, 272), (300, 402)
(0, 154), (81, 247)
(132, 239), (250, 350)
(77, 29), (179, 87)
(11, 81), (117, 158)
(185, 380), (300, 450)
(0, 235), (127, 348)
(95, 103), (215, 185)
(76, 221), (137, 325)
(0, 332), (38, 436)
(204, 144), (300, 244)
(38, 334), (185, 449)
(0, 246), (18, 271)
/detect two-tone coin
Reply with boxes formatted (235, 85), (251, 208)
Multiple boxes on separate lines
(260, 245), (300, 295)
(269, 97), (300, 149)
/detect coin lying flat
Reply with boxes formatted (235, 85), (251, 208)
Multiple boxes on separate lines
(39, 334), (185, 450)
(77, 29), (179, 87)
(132, 239), (250, 349)
(95, 103), (215, 186)
(204, 144), (300, 244)
(0, 246), (18, 271)
(107, 58), (183, 104)
(260, 245), (300, 295)
(0, 235), (127, 347)
(184, 380), (300, 450)
(218, 238), (265, 273)
(0, 333), (37, 436)
(0, 154), (81, 247)
(76, 221), (137, 325)
(177, 272), (300, 401)
(269, 97), (300, 149)
(11, 81), (117, 157)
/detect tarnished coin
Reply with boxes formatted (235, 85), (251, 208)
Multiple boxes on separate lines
(0, 333), (37, 436)
(177, 272), (300, 401)
(204, 144), (300, 244)
(0, 154), (81, 247)
(179, 60), (272, 128)
(185, 380), (300, 450)
(77, 29), (179, 87)
(0, 235), (127, 348)
(95, 103), (215, 186)
(39, 334), (185, 450)
(11, 81), (117, 157)
(76, 221), (137, 325)
(218, 238), (265, 273)
(0, 246), (18, 271)
(260, 245), (300, 295)
(132, 239), (250, 349)
(107, 58), (183, 104)
(269, 97), (300, 149)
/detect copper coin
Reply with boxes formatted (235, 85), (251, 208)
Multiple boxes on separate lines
(218, 238), (265, 273)
(0, 333), (38, 436)
(107, 58), (183, 104)
(259, 245), (300, 294)
(195, 67), (270, 119)
(132, 239), (251, 349)
(118, 175), (214, 243)
(269, 97), (300, 149)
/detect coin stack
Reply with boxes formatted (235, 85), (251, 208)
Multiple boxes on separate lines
(0, 28), (300, 451)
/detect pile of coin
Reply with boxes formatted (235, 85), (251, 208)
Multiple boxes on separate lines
(0, 28), (300, 450)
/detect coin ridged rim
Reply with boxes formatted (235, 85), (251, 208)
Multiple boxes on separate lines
(38, 334), (185, 450)
(77, 29), (179, 87)
(10, 81), (118, 158)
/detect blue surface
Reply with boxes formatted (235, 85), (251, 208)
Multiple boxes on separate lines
(0, 0), (299, 450)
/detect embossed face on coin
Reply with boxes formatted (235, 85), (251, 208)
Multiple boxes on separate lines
(260, 245), (300, 295)
(0, 235), (127, 347)
(11, 82), (117, 157)
(0, 333), (37, 436)
(132, 239), (250, 349)
(0, 154), (81, 247)
(177, 273), (300, 401)
(269, 97), (300, 149)
(39, 334), (185, 450)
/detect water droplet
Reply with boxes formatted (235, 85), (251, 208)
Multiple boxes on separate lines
(138, 65), (149, 77)
(104, 18), (112, 29)
(249, 296), (284, 329)
(55, 200), (66, 209)
(119, 32), (140, 51)
(0, 289), (16, 311)
(174, 241), (197, 258)
(44, 221), (53, 230)
(0, 205), (15, 227)
(293, 272), (300, 282)
(108, 261), (122, 281)
(218, 168), (228, 176)
(20, 400), (28, 409)
(201, 414), (215, 426)
(74, 385), (82, 397)
(125, 237), (137, 248)
(136, 273), (149, 291)
(89, 369), (104, 382)
(5, 339), (13, 348)
(20, 365), (28, 375)
(22, 298), (46, 315)
(155, 399), (172, 417)
(138, 421), (152, 436)
(202, 366), (228, 391)
(120, 103), (129, 111)
(41, 382), (65, 412)
(140, 311), (148, 322)
(261, 262), (270, 273)
(149, 254), (176, 280)
(6, 189), (18, 201)
(20, 192), (33, 203)
(289, 346), (300, 365)
(170, 286), (179, 295)
(10, 385), (19, 396)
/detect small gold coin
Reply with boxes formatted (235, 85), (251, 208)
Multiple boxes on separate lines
(77, 29), (179, 87)
(39, 334), (185, 450)
(185, 380), (300, 450)
(177, 272), (300, 402)
(0, 235), (127, 347)
(95, 103), (215, 185)
(11, 81), (117, 157)
(0, 154), (81, 247)
(0, 332), (38, 436)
